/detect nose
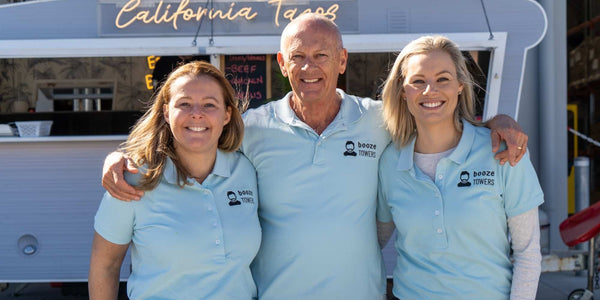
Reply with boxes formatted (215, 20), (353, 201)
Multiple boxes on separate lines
(301, 57), (315, 71)
(190, 104), (205, 117)
(422, 82), (437, 94)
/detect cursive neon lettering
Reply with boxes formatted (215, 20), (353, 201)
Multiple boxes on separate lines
(115, 0), (140, 29)
(116, 0), (336, 30)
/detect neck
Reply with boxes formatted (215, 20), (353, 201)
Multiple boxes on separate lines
(414, 120), (461, 154)
(290, 92), (341, 135)
(176, 148), (217, 184)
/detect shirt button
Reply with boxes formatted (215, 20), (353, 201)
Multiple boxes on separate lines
(215, 239), (221, 245)
(207, 206), (213, 211)
(438, 174), (443, 180)
(212, 221), (218, 227)
(434, 210), (440, 216)
(436, 228), (443, 234)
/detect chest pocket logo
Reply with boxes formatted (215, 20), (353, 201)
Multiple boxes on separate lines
(226, 190), (255, 206)
(227, 191), (241, 206)
(457, 170), (496, 187)
(457, 171), (472, 187)
(343, 140), (377, 158)
(343, 141), (357, 156)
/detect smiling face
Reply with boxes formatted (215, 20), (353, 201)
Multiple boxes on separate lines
(277, 17), (348, 104)
(402, 49), (464, 130)
(163, 75), (231, 158)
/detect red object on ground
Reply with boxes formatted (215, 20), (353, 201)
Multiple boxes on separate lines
(49, 282), (63, 288)
(560, 201), (600, 247)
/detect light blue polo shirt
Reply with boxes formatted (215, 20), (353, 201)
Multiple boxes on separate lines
(377, 121), (544, 300)
(94, 150), (261, 300)
(241, 90), (391, 300)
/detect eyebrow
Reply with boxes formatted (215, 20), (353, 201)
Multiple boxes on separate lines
(436, 70), (454, 76)
(173, 95), (220, 102)
(410, 70), (454, 77)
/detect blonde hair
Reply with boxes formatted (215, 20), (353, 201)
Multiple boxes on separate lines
(122, 61), (245, 190)
(381, 35), (480, 147)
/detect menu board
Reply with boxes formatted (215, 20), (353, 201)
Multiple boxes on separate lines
(224, 55), (268, 107)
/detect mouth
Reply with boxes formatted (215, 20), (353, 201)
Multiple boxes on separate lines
(420, 101), (444, 108)
(302, 78), (320, 83)
(187, 126), (208, 132)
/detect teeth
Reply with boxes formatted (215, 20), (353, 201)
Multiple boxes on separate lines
(188, 127), (207, 132)
(422, 101), (443, 108)
(303, 79), (319, 83)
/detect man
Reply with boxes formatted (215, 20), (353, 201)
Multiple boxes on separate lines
(102, 13), (527, 299)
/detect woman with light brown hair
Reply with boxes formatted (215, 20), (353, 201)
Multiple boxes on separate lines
(378, 36), (543, 300)
(89, 61), (260, 299)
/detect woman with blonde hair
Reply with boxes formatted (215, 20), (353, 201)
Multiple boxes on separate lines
(89, 61), (261, 299)
(378, 36), (543, 300)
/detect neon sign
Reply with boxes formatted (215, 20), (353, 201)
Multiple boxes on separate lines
(111, 0), (343, 31)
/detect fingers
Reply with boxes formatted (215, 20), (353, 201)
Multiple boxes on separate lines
(487, 115), (528, 166)
(494, 151), (509, 166)
(512, 135), (528, 165)
(111, 172), (144, 201)
(102, 151), (143, 201)
(490, 129), (501, 152)
(125, 159), (139, 174)
(505, 132), (528, 166)
(494, 138), (528, 166)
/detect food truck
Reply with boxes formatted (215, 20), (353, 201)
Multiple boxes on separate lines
(0, 0), (563, 292)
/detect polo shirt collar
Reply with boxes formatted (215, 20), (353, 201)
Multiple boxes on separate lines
(446, 120), (475, 165)
(274, 89), (363, 127)
(396, 136), (416, 171)
(395, 119), (475, 171)
(163, 149), (232, 184)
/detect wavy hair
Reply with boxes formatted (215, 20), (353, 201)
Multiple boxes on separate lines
(121, 61), (245, 190)
(381, 35), (481, 147)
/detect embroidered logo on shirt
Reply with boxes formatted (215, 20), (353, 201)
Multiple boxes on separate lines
(343, 141), (357, 156)
(226, 190), (255, 206)
(343, 140), (376, 158)
(227, 191), (241, 206)
(472, 170), (495, 185)
(457, 171), (472, 187)
(457, 170), (495, 187)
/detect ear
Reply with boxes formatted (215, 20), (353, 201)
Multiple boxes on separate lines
(458, 83), (464, 96)
(223, 106), (232, 126)
(163, 104), (169, 124)
(277, 52), (288, 77)
(338, 48), (348, 74)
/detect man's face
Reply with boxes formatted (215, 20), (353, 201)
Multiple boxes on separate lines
(277, 22), (348, 104)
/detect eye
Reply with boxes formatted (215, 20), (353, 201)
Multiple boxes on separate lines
(411, 79), (425, 84)
(437, 77), (450, 82)
(291, 54), (304, 61)
(177, 101), (191, 108)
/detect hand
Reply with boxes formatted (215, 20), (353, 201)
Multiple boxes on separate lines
(488, 114), (528, 166)
(101, 151), (144, 201)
